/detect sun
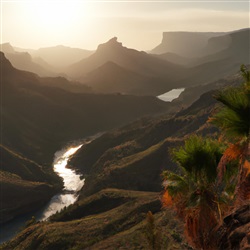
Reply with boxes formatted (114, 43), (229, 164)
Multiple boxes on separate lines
(28, 1), (84, 32)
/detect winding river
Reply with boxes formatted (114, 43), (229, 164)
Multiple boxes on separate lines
(37, 144), (84, 221)
(0, 143), (85, 243)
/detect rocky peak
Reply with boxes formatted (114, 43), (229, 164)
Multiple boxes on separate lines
(96, 37), (123, 52)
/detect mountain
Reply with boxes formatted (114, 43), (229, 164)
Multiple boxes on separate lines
(0, 48), (91, 93)
(23, 45), (94, 69)
(66, 37), (191, 95)
(83, 61), (149, 94)
(191, 28), (250, 66)
(82, 61), (173, 95)
(152, 29), (249, 68)
(153, 52), (194, 66)
(0, 145), (61, 223)
(1, 43), (15, 53)
(1, 189), (189, 250)
(1, 43), (56, 77)
(69, 91), (217, 199)
(1, 52), (172, 222)
(67, 37), (185, 79)
(151, 31), (225, 57)
(0, 86), (220, 249)
(1, 51), (171, 165)
(67, 34), (247, 96)
(172, 70), (244, 107)
(2, 53), (247, 248)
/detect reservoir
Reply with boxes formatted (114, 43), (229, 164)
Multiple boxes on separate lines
(157, 88), (185, 102)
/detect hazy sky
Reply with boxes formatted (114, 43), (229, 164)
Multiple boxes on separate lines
(1, 0), (249, 51)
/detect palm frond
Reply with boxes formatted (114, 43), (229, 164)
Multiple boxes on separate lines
(211, 83), (250, 140)
(171, 136), (223, 183)
(217, 144), (241, 181)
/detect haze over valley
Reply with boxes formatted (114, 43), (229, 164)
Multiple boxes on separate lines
(1, 0), (250, 249)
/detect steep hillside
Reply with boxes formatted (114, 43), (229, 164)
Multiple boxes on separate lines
(1, 43), (56, 77)
(83, 61), (172, 95)
(69, 90), (218, 199)
(173, 68), (244, 107)
(0, 171), (58, 224)
(83, 61), (148, 94)
(153, 52), (194, 66)
(0, 144), (62, 223)
(1, 189), (189, 250)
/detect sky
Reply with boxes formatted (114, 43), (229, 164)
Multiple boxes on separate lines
(1, 0), (249, 51)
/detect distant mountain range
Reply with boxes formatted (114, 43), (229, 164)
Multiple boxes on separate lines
(67, 37), (184, 78)
(0, 43), (56, 77)
(151, 31), (226, 57)
(152, 28), (249, 67)
(66, 37), (189, 95)
(68, 29), (248, 95)
(2, 28), (248, 96)
(14, 44), (93, 69)
(1, 51), (170, 164)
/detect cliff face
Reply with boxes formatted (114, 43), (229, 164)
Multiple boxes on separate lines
(151, 31), (225, 57)
(216, 204), (250, 250)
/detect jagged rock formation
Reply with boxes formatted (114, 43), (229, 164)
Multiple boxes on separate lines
(216, 204), (250, 250)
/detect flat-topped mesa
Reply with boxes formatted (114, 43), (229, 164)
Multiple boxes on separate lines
(151, 31), (225, 56)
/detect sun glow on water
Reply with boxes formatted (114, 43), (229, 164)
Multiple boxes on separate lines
(38, 144), (84, 221)
(53, 144), (84, 192)
(158, 88), (185, 102)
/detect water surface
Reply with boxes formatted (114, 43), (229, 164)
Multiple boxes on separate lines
(0, 144), (84, 243)
(157, 88), (185, 102)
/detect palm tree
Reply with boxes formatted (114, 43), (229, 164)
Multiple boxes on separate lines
(162, 136), (231, 249)
(210, 65), (250, 204)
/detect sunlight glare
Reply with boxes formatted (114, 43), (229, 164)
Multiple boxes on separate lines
(28, 1), (87, 33)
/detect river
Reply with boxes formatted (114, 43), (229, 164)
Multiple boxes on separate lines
(0, 143), (84, 243)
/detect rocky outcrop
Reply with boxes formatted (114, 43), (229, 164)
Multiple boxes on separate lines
(216, 204), (250, 250)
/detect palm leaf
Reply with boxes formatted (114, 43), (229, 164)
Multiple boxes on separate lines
(211, 83), (250, 140)
(171, 136), (223, 183)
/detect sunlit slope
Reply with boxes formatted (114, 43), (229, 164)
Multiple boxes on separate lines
(0, 145), (61, 223)
(0, 189), (188, 250)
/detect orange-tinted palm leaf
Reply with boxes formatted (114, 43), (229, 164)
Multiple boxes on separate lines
(162, 190), (173, 207)
(218, 143), (242, 181)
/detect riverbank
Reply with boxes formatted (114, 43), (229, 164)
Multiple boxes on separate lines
(0, 143), (84, 244)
